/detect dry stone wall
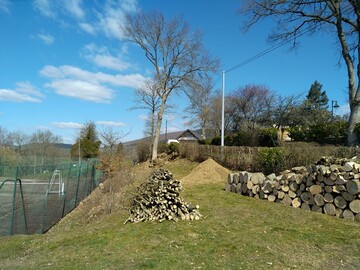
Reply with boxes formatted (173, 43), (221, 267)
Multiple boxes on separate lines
(225, 157), (360, 222)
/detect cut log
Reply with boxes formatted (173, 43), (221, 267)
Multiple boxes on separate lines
(323, 193), (334, 203)
(329, 172), (338, 181)
(323, 203), (336, 216)
(251, 172), (266, 185)
(268, 194), (276, 202)
(246, 180), (254, 190)
(281, 194), (292, 206)
(309, 185), (322, 195)
(343, 172), (354, 180)
(301, 203), (311, 211)
(333, 185), (346, 193)
(241, 183), (248, 194)
(227, 173), (234, 184)
(341, 192), (354, 202)
(262, 182), (273, 194)
(314, 194), (325, 207)
(289, 182), (299, 192)
(292, 197), (301, 208)
(288, 190), (297, 199)
(300, 192), (315, 205)
(251, 185), (260, 195)
(225, 183), (231, 192)
(277, 191), (285, 199)
(233, 174), (239, 184)
(334, 196), (347, 209)
(230, 184), (236, 193)
(355, 213), (360, 222)
(345, 180), (360, 195)
(343, 162), (356, 172)
(335, 176), (346, 185)
(311, 205), (323, 213)
(238, 171), (246, 183)
(343, 209), (355, 220)
(324, 185), (333, 193)
(349, 200), (360, 214)
(281, 185), (289, 192)
(236, 183), (242, 194)
(324, 177), (335, 186)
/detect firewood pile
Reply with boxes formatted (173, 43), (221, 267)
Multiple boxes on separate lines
(125, 169), (202, 223)
(225, 157), (360, 222)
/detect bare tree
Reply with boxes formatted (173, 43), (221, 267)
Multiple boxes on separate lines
(129, 79), (162, 147)
(184, 76), (213, 139)
(240, 1), (360, 145)
(230, 84), (274, 130)
(208, 90), (232, 136)
(271, 94), (303, 129)
(98, 127), (131, 154)
(10, 130), (30, 155)
(123, 10), (219, 160)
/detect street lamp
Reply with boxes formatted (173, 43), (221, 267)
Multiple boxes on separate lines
(331, 100), (340, 118)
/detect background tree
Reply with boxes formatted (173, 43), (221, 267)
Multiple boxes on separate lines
(184, 75), (213, 139)
(240, 1), (360, 145)
(30, 129), (62, 168)
(306, 81), (329, 110)
(123, 10), (219, 160)
(10, 130), (30, 156)
(302, 80), (331, 125)
(71, 122), (101, 159)
(98, 127), (129, 155)
(229, 84), (274, 130)
(130, 79), (162, 143)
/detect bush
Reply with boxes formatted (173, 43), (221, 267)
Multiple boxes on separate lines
(166, 142), (179, 155)
(353, 123), (360, 141)
(136, 141), (150, 162)
(255, 147), (285, 175)
(258, 128), (279, 147)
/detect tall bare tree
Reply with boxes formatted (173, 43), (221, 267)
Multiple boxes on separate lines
(240, 1), (360, 145)
(123, 10), (219, 160)
(230, 84), (274, 130)
(184, 76), (213, 139)
(129, 79), (162, 147)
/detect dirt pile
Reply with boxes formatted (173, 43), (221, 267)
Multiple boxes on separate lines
(181, 158), (230, 186)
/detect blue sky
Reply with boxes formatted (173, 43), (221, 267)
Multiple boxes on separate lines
(0, 0), (350, 144)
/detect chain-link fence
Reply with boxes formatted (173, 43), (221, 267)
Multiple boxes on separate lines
(0, 159), (102, 236)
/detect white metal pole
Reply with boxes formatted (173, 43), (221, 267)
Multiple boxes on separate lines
(221, 70), (225, 147)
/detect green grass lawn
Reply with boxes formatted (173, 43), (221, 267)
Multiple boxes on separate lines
(0, 161), (359, 270)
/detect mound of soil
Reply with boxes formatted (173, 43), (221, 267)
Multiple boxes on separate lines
(181, 158), (229, 186)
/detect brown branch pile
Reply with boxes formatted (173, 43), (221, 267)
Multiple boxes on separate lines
(125, 169), (202, 223)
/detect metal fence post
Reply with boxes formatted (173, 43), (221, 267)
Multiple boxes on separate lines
(10, 166), (19, 236)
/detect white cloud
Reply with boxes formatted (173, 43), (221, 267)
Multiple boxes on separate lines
(33, 0), (55, 18)
(52, 122), (84, 129)
(79, 22), (96, 35)
(0, 0), (10, 13)
(82, 43), (131, 71)
(96, 0), (138, 40)
(40, 65), (148, 103)
(64, 0), (84, 19)
(0, 81), (44, 103)
(37, 33), (55, 45)
(96, 121), (126, 127)
(45, 79), (114, 103)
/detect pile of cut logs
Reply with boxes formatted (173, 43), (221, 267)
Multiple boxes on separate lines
(225, 157), (360, 222)
(125, 169), (201, 223)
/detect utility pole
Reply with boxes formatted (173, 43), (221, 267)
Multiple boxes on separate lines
(221, 70), (225, 147)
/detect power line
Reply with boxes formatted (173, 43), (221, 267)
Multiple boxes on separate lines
(224, 3), (353, 74)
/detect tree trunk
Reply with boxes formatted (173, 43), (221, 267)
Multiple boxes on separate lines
(152, 97), (167, 161)
(347, 102), (360, 145)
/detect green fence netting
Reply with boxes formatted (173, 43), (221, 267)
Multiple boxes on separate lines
(0, 160), (102, 236)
